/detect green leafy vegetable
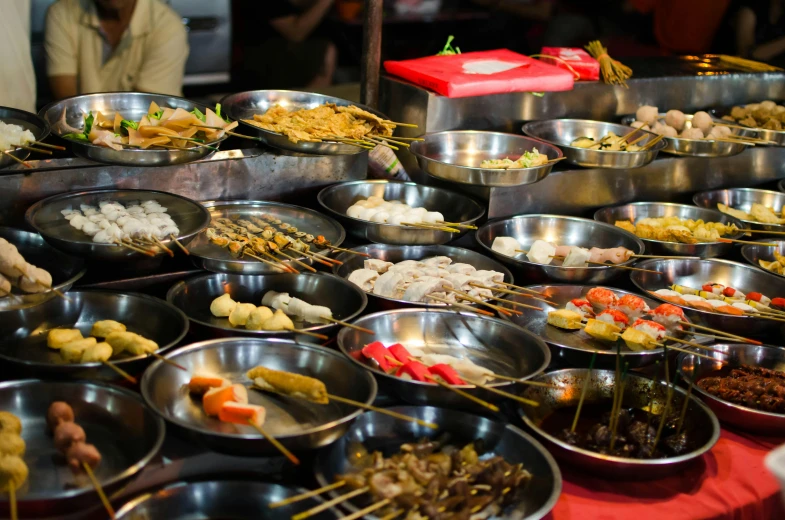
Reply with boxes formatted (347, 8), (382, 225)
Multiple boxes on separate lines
(121, 119), (139, 131)
(437, 36), (461, 56)
(62, 132), (88, 141)
(215, 103), (230, 123)
(191, 107), (206, 122)
(83, 112), (94, 135)
(150, 109), (164, 120)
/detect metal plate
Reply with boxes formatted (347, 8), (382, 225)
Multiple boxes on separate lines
(519, 369), (720, 479)
(677, 343), (785, 434)
(115, 481), (340, 519)
(620, 113), (750, 157)
(25, 188), (211, 263)
(630, 258), (785, 338)
(39, 92), (228, 166)
(593, 202), (746, 258)
(188, 200), (345, 274)
(0, 379), (164, 517)
(0, 106), (50, 170)
(409, 130), (562, 187)
(0, 227), (85, 312)
(709, 105), (785, 146)
(475, 214), (645, 284)
(741, 239), (785, 278)
(0, 289), (189, 382)
(317, 180), (485, 245)
(166, 272), (367, 342)
(504, 284), (690, 368)
(314, 406), (562, 520)
(522, 119), (666, 168)
(331, 243), (513, 310)
(221, 89), (387, 155)
(337, 309), (550, 410)
(141, 337), (377, 456)
(693, 188), (785, 235)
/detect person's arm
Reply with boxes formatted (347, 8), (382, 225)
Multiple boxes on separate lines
(735, 6), (757, 57)
(44, 2), (78, 98)
(270, 0), (333, 43)
(752, 35), (785, 60)
(133, 13), (189, 96)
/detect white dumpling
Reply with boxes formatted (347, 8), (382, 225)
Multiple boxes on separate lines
(388, 213), (408, 226)
(358, 207), (378, 221)
(346, 205), (364, 218)
(370, 211), (390, 223)
(422, 211), (445, 224)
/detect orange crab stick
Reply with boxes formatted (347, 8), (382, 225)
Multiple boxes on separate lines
(203, 384), (248, 416)
(219, 402), (267, 428)
(188, 373), (230, 395)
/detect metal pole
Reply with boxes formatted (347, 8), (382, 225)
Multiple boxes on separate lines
(361, 0), (383, 108)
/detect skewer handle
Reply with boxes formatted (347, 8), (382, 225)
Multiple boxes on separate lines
(326, 393), (438, 429)
(83, 462), (116, 519)
(8, 483), (16, 520)
(248, 419), (300, 465)
(269, 481), (346, 509)
(425, 376), (500, 412)
(291, 487), (369, 520)
(101, 361), (137, 384)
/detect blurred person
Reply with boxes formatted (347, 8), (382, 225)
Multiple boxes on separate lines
(0, 0), (36, 112)
(628, 0), (732, 54)
(233, 0), (336, 90)
(734, 0), (785, 63)
(45, 0), (189, 99)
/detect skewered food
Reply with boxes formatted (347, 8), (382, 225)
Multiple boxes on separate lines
(89, 320), (126, 338)
(209, 291), (329, 332)
(614, 216), (738, 243)
(187, 373), (231, 395)
(570, 132), (643, 151)
(721, 101), (785, 130)
(53, 423), (86, 453)
(228, 303), (256, 327)
(45, 322), (158, 363)
(0, 237), (54, 296)
(46, 401), (101, 474)
(345, 196), (445, 226)
(0, 413), (21, 436)
(209, 293), (236, 317)
(0, 455), (28, 492)
(0, 433), (24, 457)
(47, 402), (75, 430)
(203, 384), (249, 417)
(243, 103), (396, 144)
(219, 402), (266, 428)
(698, 365), (785, 413)
(758, 250), (785, 276)
(547, 309), (584, 330)
(480, 149), (549, 168)
(47, 329), (83, 349)
(596, 309), (630, 329)
(652, 282), (785, 316)
(247, 365), (329, 404)
(105, 331), (158, 357)
(0, 412), (26, 492)
(335, 439), (532, 519)
(717, 203), (785, 225)
(60, 101), (235, 150)
(0, 121), (35, 152)
(491, 236), (633, 266)
(629, 106), (733, 140)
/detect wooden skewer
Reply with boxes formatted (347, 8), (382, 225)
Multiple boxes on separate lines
(737, 228), (785, 236)
(662, 336), (730, 357)
(8, 483), (16, 520)
(640, 134), (665, 151)
(148, 352), (187, 371)
(326, 393), (438, 429)
(625, 133), (648, 147)
(468, 282), (557, 305)
(248, 248), (298, 273)
(246, 418), (299, 465)
(274, 249), (317, 273)
(676, 320), (761, 344)
(426, 375), (500, 412)
(289, 328), (330, 341)
(374, 135), (411, 147)
(380, 510), (405, 520)
(425, 294), (495, 316)
(2, 150), (32, 167)
(546, 156), (568, 164)
(297, 249), (334, 268)
(401, 222), (461, 233)
(631, 254), (693, 259)
(83, 462), (115, 519)
(515, 250), (663, 274)
(20, 144), (52, 155)
(436, 221), (478, 229)
(446, 288), (519, 316)
(243, 250), (295, 273)
(114, 239), (155, 257)
(717, 237), (778, 246)
(498, 281), (545, 295)
(322, 317), (375, 335)
(291, 487), (369, 520)
(169, 234), (190, 255)
(365, 135), (398, 150)
(462, 377), (539, 407)
(269, 481), (346, 508)
(384, 121), (418, 128)
(101, 361), (137, 384)
(383, 136), (424, 141)
(665, 345), (727, 364)
(307, 249), (341, 265)
(571, 352), (597, 433)
(151, 236), (174, 257)
(619, 128), (640, 144)
(489, 374), (559, 387)
(32, 141), (66, 150)
(488, 296), (544, 312)
(341, 499), (391, 520)
(325, 245), (370, 257)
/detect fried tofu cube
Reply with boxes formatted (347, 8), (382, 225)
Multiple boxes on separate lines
(89, 320), (127, 338)
(547, 309), (583, 330)
(59, 337), (97, 363)
(621, 328), (658, 352)
(583, 319), (621, 342)
(47, 329), (83, 349)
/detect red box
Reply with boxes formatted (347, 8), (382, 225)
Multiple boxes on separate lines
(540, 47), (600, 81)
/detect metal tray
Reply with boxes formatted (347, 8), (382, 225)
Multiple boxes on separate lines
(741, 239), (785, 278)
(620, 113), (750, 157)
(331, 243), (513, 310)
(504, 284), (692, 368)
(0, 289), (189, 382)
(630, 258), (785, 339)
(317, 180), (485, 245)
(166, 272), (367, 343)
(677, 343), (785, 434)
(0, 227), (85, 312)
(314, 406), (562, 520)
(0, 379), (164, 517)
(25, 188), (210, 263)
(693, 188), (785, 235)
(0, 106), (50, 170)
(522, 119), (665, 168)
(188, 200), (345, 274)
(594, 202), (746, 258)
(221, 89), (387, 155)
(409, 130), (562, 186)
(39, 92), (229, 166)
(475, 214), (645, 284)
(141, 337), (377, 456)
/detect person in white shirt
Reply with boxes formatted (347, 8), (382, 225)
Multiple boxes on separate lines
(0, 0), (36, 112)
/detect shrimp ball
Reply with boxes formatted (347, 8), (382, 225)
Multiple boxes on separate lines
(346, 205), (364, 219)
(370, 211), (390, 223)
(664, 110), (686, 130)
(422, 211), (445, 224)
(691, 111), (713, 133)
(635, 105), (659, 125)
(630, 121), (650, 131)
(680, 127), (704, 139)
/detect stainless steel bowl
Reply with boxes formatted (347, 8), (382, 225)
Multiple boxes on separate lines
(0, 106), (50, 169)
(317, 180), (485, 245)
(0, 227), (85, 312)
(221, 89), (387, 155)
(594, 202), (746, 258)
(115, 481), (339, 519)
(141, 337), (377, 456)
(503, 284), (692, 368)
(331, 243), (513, 311)
(26, 188), (211, 262)
(630, 258), (785, 339)
(741, 239), (785, 278)
(39, 92), (228, 166)
(336, 309), (550, 409)
(0, 289), (189, 382)
(314, 406), (562, 520)
(519, 369), (720, 480)
(0, 379), (164, 517)
(521, 119), (665, 168)
(475, 214), (645, 284)
(188, 200), (345, 275)
(677, 343), (785, 434)
(620, 113), (750, 157)
(693, 188), (785, 235)
(409, 130), (562, 187)
(709, 105), (785, 146)
(166, 272), (367, 342)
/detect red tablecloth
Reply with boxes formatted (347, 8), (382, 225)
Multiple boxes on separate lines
(546, 429), (785, 520)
